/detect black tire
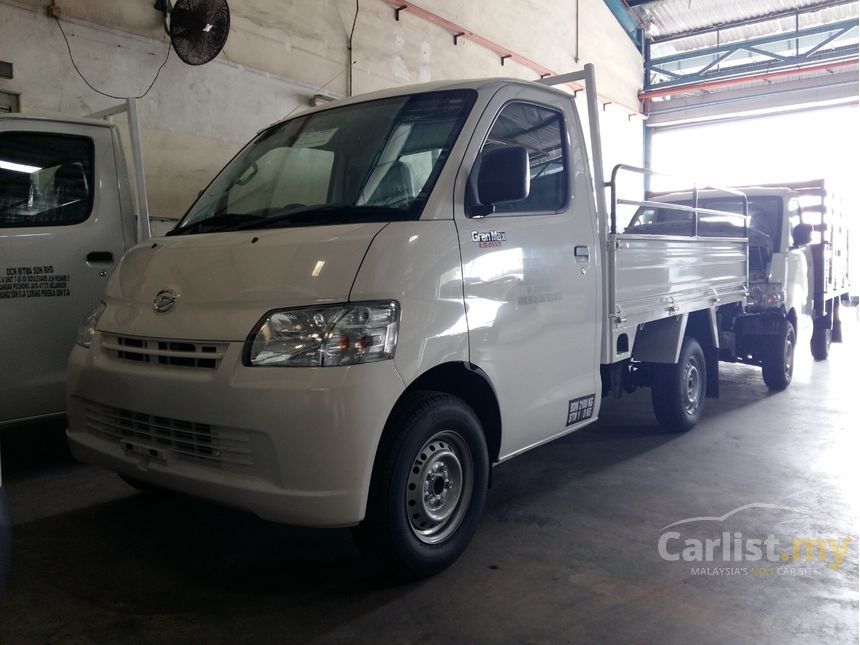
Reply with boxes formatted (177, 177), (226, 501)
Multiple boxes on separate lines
(762, 320), (795, 391)
(353, 391), (489, 580)
(650, 337), (707, 433)
(811, 325), (831, 361)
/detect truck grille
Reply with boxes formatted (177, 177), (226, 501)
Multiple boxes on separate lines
(84, 402), (253, 468)
(101, 334), (228, 369)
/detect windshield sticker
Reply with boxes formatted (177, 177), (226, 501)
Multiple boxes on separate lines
(1, 265), (70, 299)
(471, 230), (506, 249)
(566, 394), (595, 426)
(293, 128), (338, 148)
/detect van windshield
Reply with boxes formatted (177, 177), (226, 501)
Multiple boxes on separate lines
(170, 90), (476, 235)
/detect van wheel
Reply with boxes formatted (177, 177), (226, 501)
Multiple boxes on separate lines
(762, 320), (795, 391)
(651, 337), (706, 433)
(353, 392), (488, 580)
(811, 326), (831, 361)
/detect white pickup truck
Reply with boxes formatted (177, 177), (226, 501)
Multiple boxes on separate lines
(628, 180), (852, 387)
(0, 101), (173, 428)
(65, 66), (750, 578)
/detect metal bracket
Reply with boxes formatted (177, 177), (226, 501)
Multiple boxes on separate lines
(394, 4), (407, 20)
(708, 287), (721, 305)
(500, 54), (511, 66)
(453, 32), (464, 45)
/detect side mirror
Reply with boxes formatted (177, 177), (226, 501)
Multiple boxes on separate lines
(792, 223), (812, 247)
(477, 146), (530, 208)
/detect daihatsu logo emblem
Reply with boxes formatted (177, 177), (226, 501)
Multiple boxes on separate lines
(153, 290), (177, 312)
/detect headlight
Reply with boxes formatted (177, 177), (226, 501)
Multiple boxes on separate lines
(246, 301), (400, 367)
(75, 302), (105, 348)
(748, 282), (784, 309)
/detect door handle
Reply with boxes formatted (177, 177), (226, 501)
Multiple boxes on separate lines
(574, 245), (590, 260)
(86, 251), (114, 264)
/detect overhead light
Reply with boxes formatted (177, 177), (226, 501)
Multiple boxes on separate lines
(0, 159), (40, 173)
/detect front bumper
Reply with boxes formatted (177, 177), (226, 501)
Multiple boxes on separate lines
(66, 335), (405, 527)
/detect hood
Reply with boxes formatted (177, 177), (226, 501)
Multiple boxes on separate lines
(98, 223), (387, 341)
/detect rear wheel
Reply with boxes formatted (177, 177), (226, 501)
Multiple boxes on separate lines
(762, 320), (795, 391)
(650, 337), (706, 433)
(353, 392), (488, 580)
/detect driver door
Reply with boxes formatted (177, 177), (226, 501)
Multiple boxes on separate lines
(454, 85), (602, 458)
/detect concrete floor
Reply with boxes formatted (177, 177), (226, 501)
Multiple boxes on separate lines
(1, 316), (857, 644)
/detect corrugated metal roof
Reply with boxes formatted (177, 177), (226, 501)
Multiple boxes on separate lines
(632, 0), (858, 40)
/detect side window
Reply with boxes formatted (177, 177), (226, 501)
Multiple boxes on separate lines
(481, 102), (568, 215)
(0, 132), (94, 227)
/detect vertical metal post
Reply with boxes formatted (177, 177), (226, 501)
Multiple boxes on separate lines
(692, 185), (699, 237)
(126, 97), (151, 241)
(795, 11), (800, 58)
(643, 126), (652, 195)
(581, 63), (614, 363)
(583, 65), (609, 239)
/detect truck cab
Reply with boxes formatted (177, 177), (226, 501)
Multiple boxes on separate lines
(0, 100), (155, 428)
(0, 114), (138, 427)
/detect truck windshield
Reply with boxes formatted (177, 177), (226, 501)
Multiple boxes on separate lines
(170, 90), (476, 235)
(628, 196), (783, 253)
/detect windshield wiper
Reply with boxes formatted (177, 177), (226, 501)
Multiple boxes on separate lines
(168, 203), (415, 236)
(166, 213), (267, 236)
(231, 203), (413, 231)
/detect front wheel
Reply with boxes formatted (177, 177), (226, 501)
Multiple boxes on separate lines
(650, 337), (707, 433)
(353, 392), (489, 579)
(762, 320), (795, 391)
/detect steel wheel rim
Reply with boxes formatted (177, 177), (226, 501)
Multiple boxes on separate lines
(683, 358), (701, 415)
(406, 430), (474, 544)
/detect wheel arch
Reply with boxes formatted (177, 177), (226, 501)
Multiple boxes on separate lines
(633, 310), (720, 398)
(383, 362), (502, 466)
(631, 309), (717, 363)
(685, 309), (720, 399)
(786, 307), (798, 330)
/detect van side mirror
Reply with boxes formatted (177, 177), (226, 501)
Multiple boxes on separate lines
(792, 223), (812, 247)
(477, 146), (530, 209)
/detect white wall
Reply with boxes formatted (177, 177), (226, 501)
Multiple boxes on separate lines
(0, 0), (643, 218)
